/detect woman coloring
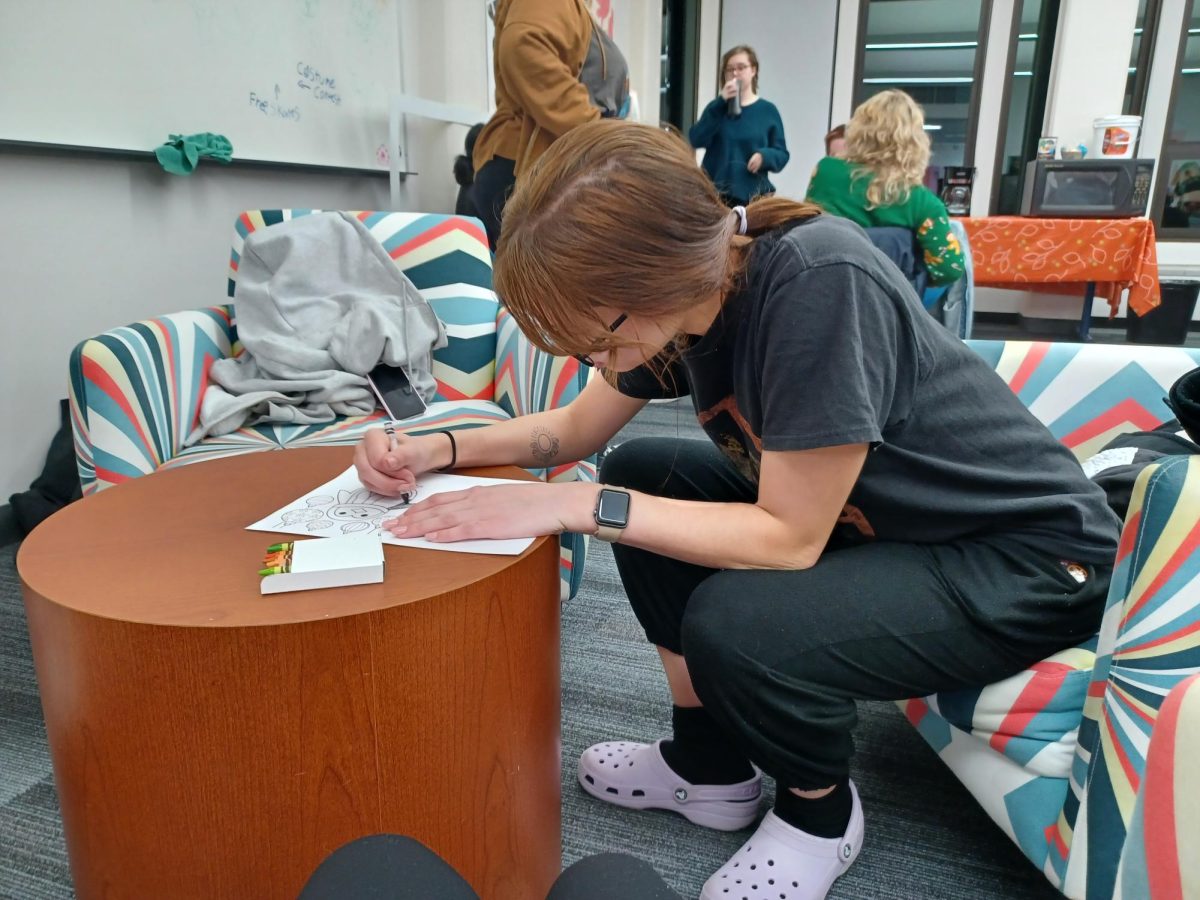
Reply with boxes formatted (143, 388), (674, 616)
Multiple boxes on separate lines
(354, 121), (1118, 900)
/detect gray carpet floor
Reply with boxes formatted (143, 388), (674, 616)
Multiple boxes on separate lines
(0, 399), (1061, 899)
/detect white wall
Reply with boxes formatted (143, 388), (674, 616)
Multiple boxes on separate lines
(968, 0), (1016, 218)
(696, 0), (723, 124)
(0, 155), (402, 501)
(1043, 0), (1139, 152)
(397, 0), (492, 199)
(718, 0), (839, 200)
(611, 0), (663, 127)
(831, 0), (862, 126)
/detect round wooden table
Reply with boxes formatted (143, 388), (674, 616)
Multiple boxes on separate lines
(17, 448), (562, 900)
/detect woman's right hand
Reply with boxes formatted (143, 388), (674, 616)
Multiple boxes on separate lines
(720, 78), (739, 100)
(354, 428), (441, 497)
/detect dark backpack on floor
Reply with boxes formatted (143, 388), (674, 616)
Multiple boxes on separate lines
(8, 399), (82, 536)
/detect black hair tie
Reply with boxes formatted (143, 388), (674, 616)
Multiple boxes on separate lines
(437, 430), (457, 471)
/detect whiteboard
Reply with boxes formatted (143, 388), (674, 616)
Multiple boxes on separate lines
(0, 0), (403, 171)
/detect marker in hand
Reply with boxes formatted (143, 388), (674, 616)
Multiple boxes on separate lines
(384, 420), (412, 504)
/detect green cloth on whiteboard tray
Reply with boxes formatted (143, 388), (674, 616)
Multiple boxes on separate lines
(154, 133), (234, 175)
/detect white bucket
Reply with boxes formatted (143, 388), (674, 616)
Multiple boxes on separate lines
(1091, 115), (1141, 158)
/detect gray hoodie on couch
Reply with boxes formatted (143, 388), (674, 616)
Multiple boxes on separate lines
(192, 212), (447, 443)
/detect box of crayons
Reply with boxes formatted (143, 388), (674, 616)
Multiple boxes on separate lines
(259, 535), (385, 595)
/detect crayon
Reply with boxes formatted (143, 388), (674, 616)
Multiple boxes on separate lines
(259, 566), (290, 576)
(384, 421), (412, 505)
(266, 542), (293, 552)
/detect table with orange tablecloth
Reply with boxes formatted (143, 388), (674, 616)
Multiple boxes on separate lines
(956, 217), (1161, 339)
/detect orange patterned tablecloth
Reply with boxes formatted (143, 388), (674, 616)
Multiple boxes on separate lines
(956, 217), (1161, 317)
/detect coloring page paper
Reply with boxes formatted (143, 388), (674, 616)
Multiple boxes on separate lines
(246, 465), (535, 555)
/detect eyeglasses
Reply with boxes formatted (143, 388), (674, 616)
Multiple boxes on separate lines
(724, 63), (752, 74)
(574, 314), (628, 368)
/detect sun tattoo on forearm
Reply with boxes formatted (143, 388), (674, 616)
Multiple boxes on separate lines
(530, 426), (561, 465)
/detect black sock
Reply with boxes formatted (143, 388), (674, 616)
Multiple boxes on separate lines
(658, 705), (756, 785)
(773, 778), (853, 839)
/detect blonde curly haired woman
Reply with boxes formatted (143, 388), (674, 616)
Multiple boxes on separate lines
(806, 90), (964, 284)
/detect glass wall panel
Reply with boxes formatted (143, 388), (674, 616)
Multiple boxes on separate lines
(1164, 8), (1200, 144)
(1123, 0), (1160, 116)
(855, 0), (989, 187)
(660, 0), (700, 133)
(993, 0), (1055, 213)
(1156, 0), (1200, 237)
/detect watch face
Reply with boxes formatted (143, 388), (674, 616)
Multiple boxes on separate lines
(597, 489), (631, 527)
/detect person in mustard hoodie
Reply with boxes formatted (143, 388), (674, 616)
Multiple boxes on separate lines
(472, 0), (604, 250)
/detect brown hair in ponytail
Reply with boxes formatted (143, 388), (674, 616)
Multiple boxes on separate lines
(493, 120), (820, 362)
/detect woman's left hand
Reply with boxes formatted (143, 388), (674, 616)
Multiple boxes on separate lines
(383, 481), (595, 542)
(747, 152), (764, 173)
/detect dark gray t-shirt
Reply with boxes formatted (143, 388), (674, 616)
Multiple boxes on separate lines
(618, 215), (1120, 561)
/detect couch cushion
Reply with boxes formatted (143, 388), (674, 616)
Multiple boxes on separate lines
(359, 212), (498, 403)
(920, 639), (1097, 778)
(422, 283), (500, 403)
(965, 341), (1200, 461)
(166, 400), (511, 469)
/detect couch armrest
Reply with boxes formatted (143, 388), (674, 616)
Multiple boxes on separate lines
(68, 306), (237, 495)
(493, 306), (591, 476)
(1116, 672), (1200, 900)
(493, 306), (596, 599)
(1068, 457), (1200, 897)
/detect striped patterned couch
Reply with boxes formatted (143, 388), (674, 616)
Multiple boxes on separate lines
(68, 210), (594, 599)
(902, 340), (1200, 900)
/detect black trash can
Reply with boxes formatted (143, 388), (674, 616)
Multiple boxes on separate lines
(1126, 280), (1200, 345)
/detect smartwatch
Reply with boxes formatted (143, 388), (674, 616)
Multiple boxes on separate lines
(593, 487), (631, 543)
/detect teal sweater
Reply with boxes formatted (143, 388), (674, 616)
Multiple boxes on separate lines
(689, 96), (788, 204)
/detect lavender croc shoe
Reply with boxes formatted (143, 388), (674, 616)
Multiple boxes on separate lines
(577, 739), (762, 831)
(700, 781), (864, 900)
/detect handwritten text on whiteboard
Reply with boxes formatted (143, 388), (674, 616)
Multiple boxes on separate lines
(249, 85), (302, 121)
(296, 62), (342, 106)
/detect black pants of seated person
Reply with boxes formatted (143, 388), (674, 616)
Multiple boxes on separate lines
(470, 156), (517, 252)
(298, 834), (682, 900)
(600, 436), (1112, 790)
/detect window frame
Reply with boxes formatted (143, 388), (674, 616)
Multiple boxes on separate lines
(1151, 0), (1200, 242)
(851, 0), (996, 169)
(988, 0), (1061, 214)
(660, 0), (702, 133)
(1125, 0), (1163, 117)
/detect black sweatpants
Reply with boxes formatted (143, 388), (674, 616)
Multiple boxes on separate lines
(470, 155), (517, 251)
(602, 437), (1112, 790)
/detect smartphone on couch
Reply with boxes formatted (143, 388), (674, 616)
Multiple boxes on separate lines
(366, 363), (428, 421)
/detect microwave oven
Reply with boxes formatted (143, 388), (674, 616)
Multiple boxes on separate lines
(1020, 158), (1154, 218)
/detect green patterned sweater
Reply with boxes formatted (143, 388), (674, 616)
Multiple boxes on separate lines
(805, 156), (965, 285)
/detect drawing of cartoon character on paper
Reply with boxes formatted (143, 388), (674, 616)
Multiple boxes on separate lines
(276, 486), (417, 534)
